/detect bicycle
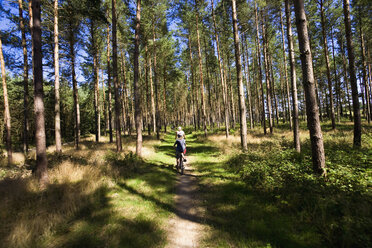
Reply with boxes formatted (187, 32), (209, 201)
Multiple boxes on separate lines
(176, 152), (185, 175)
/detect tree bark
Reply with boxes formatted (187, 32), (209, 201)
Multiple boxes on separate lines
(18, 0), (30, 154)
(280, 9), (292, 129)
(340, 37), (353, 121)
(261, 11), (273, 134)
(232, 0), (248, 151)
(359, 16), (371, 123)
(112, 0), (122, 151)
(153, 23), (160, 139)
(53, 0), (61, 152)
(0, 36), (12, 164)
(293, 0), (326, 176)
(343, 0), (362, 147)
(91, 20), (100, 142)
(32, 0), (49, 185)
(106, 24), (113, 142)
(68, 23), (80, 150)
(195, 0), (207, 137)
(320, 0), (336, 129)
(211, 0), (229, 138)
(242, 35), (253, 129)
(254, 2), (266, 134)
(134, 0), (142, 156)
(285, 0), (300, 152)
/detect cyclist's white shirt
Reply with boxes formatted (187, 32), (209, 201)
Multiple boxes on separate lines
(177, 130), (185, 137)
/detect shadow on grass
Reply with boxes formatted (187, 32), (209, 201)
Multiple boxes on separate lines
(0, 176), (166, 248)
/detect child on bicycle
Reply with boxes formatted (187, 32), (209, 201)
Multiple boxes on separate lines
(174, 133), (186, 169)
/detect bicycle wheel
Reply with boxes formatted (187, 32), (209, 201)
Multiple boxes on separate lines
(180, 159), (184, 175)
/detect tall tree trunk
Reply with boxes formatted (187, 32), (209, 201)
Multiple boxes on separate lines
(320, 0), (336, 129)
(211, 0), (229, 138)
(359, 16), (371, 123)
(188, 34), (197, 132)
(163, 65), (167, 133)
(343, 0), (362, 147)
(153, 23), (160, 139)
(69, 25), (80, 150)
(134, 0), (142, 155)
(18, 0), (29, 154)
(112, 0), (122, 151)
(91, 21), (100, 142)
(145, 45), (151, 135)
(280, 9), (292, 129)
(285, 0), (300, 152)
(32, 0), (49, 185)
(261, 11), (273, 134)
(120, 50), (128, 134)
(0, 37), (12, 164)
(293, 0), (326, 176)
(106, 25), (113, 142)
(254, 2), (266, 134)
(53, 0), (61, 152)
(331, 28), (341, 123)
(340, 38), (353, 121)
(232, 0), (247, 150)
(242, 35), (253, 129)
(195, 0), (207, 137)
(148, 47), (156, 134)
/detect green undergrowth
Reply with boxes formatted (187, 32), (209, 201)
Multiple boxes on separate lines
(192, 122), (371, 248)
(0, 135), (177, 248)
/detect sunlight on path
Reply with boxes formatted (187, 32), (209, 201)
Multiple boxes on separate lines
(166, 155), (206, 248)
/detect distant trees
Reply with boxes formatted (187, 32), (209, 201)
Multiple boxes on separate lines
(0, 0), (370, 175)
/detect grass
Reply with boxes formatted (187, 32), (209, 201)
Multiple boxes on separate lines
(0, 134), (177, 248)
(0, 121), (371, 247)
(190, 122), (372, 248)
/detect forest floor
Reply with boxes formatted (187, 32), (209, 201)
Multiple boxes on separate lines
(0, 121), (371, 247)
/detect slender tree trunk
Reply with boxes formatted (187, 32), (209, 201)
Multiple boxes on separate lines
(91, 21), (100, 142)
(269, 52), (279, 125)
(280, 9), (292, 129)
(344, 0), (362, 147)
(293, 0), (326, 176)
(331, 28), (341, 123)
(232, 0), (247, 150)
(188, 34), (197, 132)
(145, 45), (151, 135)
(195, 0), (207, 137)
(242, 35), (253, 129)
(53, 0), (61, 152)
(18, 0), (30, 154)
(0, 37), (12, 164)
(112, 0), (122, 151)
(148, 48), (156, 134)
(120, 50), (128, 134)
(153, 23), (160, 139)
(320, 0), (336, 129)
(285, 0), (300, 152)
(68, 25), (80, 150)
(254, 3), (266, 134)
(32, 0), (49, 185)
(211, 0), (229, 137)
(163, 65), (167, 133)
(134, 0), (142, 155)
(106, 25), (113, 142)
(341, 40), (353, 121)
(359, 17), (371, 123)
(261, 11), (273, 134)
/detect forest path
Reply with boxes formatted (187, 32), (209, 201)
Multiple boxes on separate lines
(165, 136), (207, 248)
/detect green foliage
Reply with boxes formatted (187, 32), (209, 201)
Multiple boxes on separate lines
(223, 138), (371, 247)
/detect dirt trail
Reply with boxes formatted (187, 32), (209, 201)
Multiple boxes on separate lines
(166, 159), (206, 248)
